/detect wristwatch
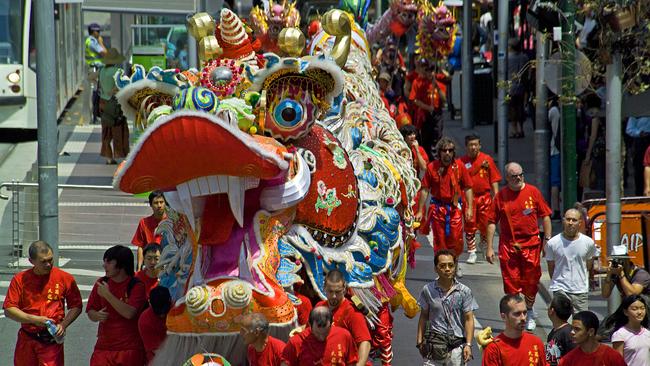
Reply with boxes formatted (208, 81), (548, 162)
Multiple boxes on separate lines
(463, 343), (472, 348)
(544, 236), (552, 241)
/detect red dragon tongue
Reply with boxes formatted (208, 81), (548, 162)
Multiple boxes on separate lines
(200, 194), (237, 245)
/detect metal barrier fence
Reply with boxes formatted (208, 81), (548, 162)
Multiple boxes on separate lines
(0, 181), (149, 267)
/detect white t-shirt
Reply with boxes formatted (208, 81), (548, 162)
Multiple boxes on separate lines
(611, 326), (650, 366)
(545, 232), (596, 293)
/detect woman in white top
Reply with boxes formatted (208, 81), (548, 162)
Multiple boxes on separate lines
(611, 295), (650, 366)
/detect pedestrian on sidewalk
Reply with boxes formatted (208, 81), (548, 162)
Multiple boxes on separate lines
(549, 95), (562, 219)
(132, 191), (167, 270)
(481, 294), (546, 366)
(485, 162), (552, 331)
(459, 133), (501, 263)
(601, 249), (650, 300)
(87, 245), (147, 366)
(545, 294), (576, 366)
(3, 241), (83, 366)
(315, 269), (372, 366)
(416, 249), (477, 366)
(135, 244), (161, 299)
(99, 48), (129, 165)
(240, 312), (286, 366)
(545, 208), (596, 313)
(415, 137), (474, 268)
(558, 311), (626, 365)
(610, 295), (650, 366)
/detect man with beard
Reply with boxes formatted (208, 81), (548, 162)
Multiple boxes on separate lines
(459, 134), (501, 264)
(481, 294), (546, 365)
(486, 162), (552, 331)
(416, 137), (473, 268)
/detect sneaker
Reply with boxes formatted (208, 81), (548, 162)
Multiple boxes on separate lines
(456, 266), (463, 278)
(525, 312), (536, 331)
(466, 251), (477, 264)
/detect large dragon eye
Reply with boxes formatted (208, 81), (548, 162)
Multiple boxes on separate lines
(273, 99), (304, 128)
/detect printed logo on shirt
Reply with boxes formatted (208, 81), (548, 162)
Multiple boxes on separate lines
(329, 343), (344, 364)
(528, 344), (540, 366)
(47, 283), (61, 302)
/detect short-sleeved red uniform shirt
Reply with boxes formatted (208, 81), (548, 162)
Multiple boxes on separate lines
(86, 276), (147, 350)
(131, 215), (163, 248)
(460, 152), (501, 195)
(489, 184), (552, 247)
(137, 306), (167, 362)
(247, 335), (286, 366)
(295, 293), (313, 326)
(315, 298), (371, 344)
(282, 326), (358, 366)
(558, 344), (626, 366)
(135, 270), (159, 298)
(481, 332), (547, 366)
(421, 159), (473, 204)
(3, 267), (82, 334)
(412, 146), (430, 177)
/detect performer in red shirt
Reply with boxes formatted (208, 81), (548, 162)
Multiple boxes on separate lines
(486, 162), (552, 331)
(135, 244), (161, 298)
(294, 291), (313, 327)
(3, 241), (82, 366)
(240, 313), (286, 366)
(316, 270), (372, 366)
(138, 286), (171, 364)
(87, 245), (147, 366)
(559, 311), (626, 366)
(132, 191), (167, 270)
(416, 137), (474, 258)
(282, 307), (358, 366)
(481, 294), (547, 366)
(460, 134), (501, 264)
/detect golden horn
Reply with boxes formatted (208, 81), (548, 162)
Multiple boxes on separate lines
(198, 36), (223, 63)
(278, 27), (306, 57)
(322, 9), (352, 68)
(187, 12), (216, 39)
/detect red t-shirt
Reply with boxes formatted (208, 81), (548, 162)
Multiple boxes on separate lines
(86, 276), (147, 350)
(135, 270), (159, 298)
(481, 332), (547, 366)
(282, 326), (358, 366)
(421, 159), (473, 204)
(558, 344), (626, 366)
(131, 215), (163, 248)
(295, 293), (313, 326)
(315, 298), (371, 344)
(137, 306), (167, 363)
(247, 335), (286, 366)
(3, 267), (82, 334)
(460, 152), (501, 195)
(489, 184), (552, 247)
(412, 146), (430, 177)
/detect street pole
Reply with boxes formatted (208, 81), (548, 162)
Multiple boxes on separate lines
(461, 0), (474, 129)
(534, 31), (550, 203)
(606, 53), (623, 313)
(560, 0), (577, 210)
(35, 0), (60, 265)
(496, 0), (509, 173)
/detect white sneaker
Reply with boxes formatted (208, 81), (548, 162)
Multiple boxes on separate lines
(525, 312), (536, 331)
(466, 251), (477, 264)
(456, 266), (463, 278)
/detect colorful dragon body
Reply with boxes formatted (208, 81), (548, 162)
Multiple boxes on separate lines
(249, 0), (301, 54)
(415, 2), (457, 64)
(112, 7), (418, 366)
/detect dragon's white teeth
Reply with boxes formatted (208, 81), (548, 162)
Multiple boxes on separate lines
(227, 176), (246, 227)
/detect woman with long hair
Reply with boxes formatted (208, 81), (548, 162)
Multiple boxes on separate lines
(611, 295), (650, 365)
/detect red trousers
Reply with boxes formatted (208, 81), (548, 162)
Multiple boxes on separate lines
(498, 241), (542, 307)
(90, 349), (145, 366)
(428, 201), (464, 257)
(14, 330), (64, 366)
(370, 304), (394, 366)
(464, 192), (493, 251)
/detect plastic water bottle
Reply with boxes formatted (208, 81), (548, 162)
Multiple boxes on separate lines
(45, 320), (64, 344)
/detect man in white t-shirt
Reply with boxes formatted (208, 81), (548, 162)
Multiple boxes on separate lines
(545, 208), (596, 313)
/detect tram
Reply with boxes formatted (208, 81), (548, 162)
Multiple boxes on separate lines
(0, 0), (84, 130)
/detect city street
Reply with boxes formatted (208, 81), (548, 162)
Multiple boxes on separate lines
(0, 90), (611, 365)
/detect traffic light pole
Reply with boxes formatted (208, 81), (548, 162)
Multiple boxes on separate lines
(534, 31), (550, 203)
(496, 0), (509, 173)
(461, 0), (474, 129)
(560, 0), (577, 210)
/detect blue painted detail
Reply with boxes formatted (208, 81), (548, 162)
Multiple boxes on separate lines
(273, 99), (304, 128)
(350, 127), (362, 149)
(357, 169), (378, 188)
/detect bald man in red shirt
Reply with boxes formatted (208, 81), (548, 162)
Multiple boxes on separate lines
(486, 162), (552, 332)
(416, 137), (474, 258)
(460, 134), (501, 263)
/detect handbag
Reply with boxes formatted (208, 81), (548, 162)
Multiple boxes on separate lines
(418, 286), (465, 360)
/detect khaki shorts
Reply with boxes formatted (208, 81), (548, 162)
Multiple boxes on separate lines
(552, 290), (589, 314)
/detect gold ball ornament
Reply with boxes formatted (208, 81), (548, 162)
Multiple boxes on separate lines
(278, 27), (306, 57)
(187, 12), (216, 39)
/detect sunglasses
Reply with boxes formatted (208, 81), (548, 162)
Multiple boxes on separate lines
(509, 173), (524, 179)
(440, 148), (455, 153)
